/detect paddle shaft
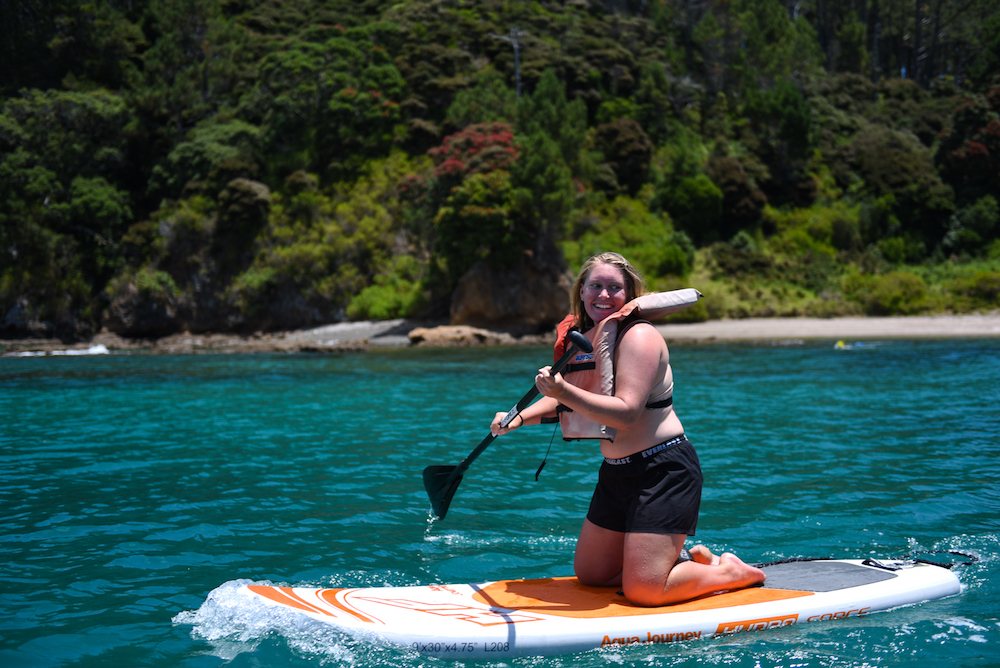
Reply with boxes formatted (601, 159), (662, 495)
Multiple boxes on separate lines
(442, 332), (591, 485)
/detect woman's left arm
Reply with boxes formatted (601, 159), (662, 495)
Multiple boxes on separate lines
(535, 323), (664, 430)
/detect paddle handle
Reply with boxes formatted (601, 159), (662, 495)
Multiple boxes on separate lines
(496, 330), (591, 429)
(457, 330), (592, 472)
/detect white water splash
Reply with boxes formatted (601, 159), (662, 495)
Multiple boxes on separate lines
(173, 579), (358, 663)
(6, 344), (110, 357)
(52, 344), (110, 356)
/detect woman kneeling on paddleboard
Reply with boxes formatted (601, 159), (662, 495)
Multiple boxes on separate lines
(490, 251), (765, 606)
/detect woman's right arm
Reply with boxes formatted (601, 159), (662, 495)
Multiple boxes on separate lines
(490, 396), (559, 436)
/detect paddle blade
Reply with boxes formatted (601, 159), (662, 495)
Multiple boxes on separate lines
(423, 465), (463, 520)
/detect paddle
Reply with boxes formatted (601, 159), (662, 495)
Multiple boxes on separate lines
(423, 330), (593, 520)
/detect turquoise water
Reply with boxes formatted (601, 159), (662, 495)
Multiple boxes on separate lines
(2, 338), (998, 667)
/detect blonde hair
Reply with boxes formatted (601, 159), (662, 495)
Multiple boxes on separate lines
(569, 252), (646, 331)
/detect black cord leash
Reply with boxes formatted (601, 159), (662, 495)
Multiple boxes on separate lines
(901, 549), (981, 569)
(534, 422), (560, 481)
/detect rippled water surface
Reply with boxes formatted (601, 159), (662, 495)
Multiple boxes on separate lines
(2, 338), (999, 667)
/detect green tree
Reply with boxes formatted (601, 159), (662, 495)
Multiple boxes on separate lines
(836, 10), (868, 74)
(942, 195), (999, 257)
(691, 10), (725, 94)
(966, 10), (1000, 89)
(0, 88), (135, 337)
(509, 130), (574, 265)
(238, 23), (406, 183)
(445, 71), (518, 131)
(1, 0), (146, 95)
(516, 69), (588, 172)
(593, 118), (655, 195)
(732, 0), (824, 87)
(649, 125), (722, 244)
(434, 170), (518, 284)
(563, 196), (694, 281)
(853, 124), (955, 254)
(147, 119), (262, 199)
(64, 176), (134, 282)
(133, 0), (250, 140)
(633, 61), (676, 146)
(510, 69), (586, 265)
(742, 79), (814, 162)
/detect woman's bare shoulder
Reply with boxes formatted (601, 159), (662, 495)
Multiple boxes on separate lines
(617, 320), (667, 354)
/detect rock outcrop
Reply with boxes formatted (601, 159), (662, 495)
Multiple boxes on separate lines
(449, 258), (572, 334)
(408, 325), (514, 347)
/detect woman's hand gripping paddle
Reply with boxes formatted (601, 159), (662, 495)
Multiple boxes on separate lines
(423, 330), (593, 520)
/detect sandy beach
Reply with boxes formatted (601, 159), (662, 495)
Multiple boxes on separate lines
(3, 313), (1000, 356)
(296, 313), (1000, 346)
(655, 313), (1000, 343)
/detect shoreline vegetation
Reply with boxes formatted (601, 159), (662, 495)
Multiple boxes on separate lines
(3, 1), (1000, 344)
(3, 312), (999, 357)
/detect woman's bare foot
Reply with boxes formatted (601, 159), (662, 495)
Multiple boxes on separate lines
(719, 552), (767, 587)
(688, 544), (721, 566)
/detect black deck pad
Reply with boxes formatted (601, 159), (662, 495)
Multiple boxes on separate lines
(760, 560), (896, 592)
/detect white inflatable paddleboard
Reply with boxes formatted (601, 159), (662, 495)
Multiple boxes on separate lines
(244, 558), (960, 658)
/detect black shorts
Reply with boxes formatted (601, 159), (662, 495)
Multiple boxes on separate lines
(586, 435), (702, 535)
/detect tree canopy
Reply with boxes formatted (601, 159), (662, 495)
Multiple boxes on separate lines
(2, 0), (999, 339)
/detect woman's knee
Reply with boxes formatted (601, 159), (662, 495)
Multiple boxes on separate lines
(573, 554), (621, 586)
(574, 520), (625, 586)
(620, 575), (670, 607)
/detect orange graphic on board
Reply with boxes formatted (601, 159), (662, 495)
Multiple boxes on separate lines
(716, 614), (799, 635)
(473, 577), (812, 620)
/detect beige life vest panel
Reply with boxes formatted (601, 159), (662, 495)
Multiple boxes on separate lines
(556, 288), (702, 441)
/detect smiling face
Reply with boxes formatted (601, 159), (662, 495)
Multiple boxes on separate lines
(580, 262), (629, 324)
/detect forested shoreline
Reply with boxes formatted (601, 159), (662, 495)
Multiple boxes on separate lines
(2, 0), (999, 341)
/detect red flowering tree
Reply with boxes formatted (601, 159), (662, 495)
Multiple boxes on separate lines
(402, 122), (521, 284)
(936, 83), (1000, 207)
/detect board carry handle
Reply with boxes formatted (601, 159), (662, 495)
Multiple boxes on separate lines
(423, 330), (593, 520)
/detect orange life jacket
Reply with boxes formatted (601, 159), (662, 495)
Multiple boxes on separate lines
(552, 288), (702, 441)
